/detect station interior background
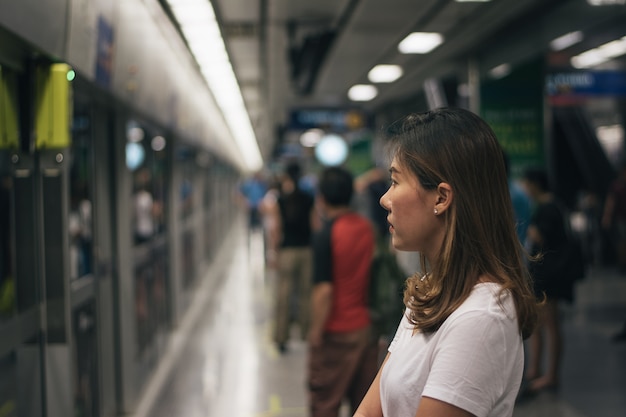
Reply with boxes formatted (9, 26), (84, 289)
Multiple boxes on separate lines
(0, 0), (626, 416)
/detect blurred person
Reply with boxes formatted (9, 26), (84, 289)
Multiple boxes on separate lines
(134, 168), (156, 244)
(308, 167), (378, 417)
(578, 190), (602, 266)
(259, 175), (281, 268)
(611, 320), (626, 343)
(521, 168), (574, 394)
(68, 182), (93, 279)
(237, 171), (268, 232)
(354, 108), (538, 417)
(604, 166), (626, 343)
(355, 167), (389, 239)
(267, 162), (315, 354)
(356, 167), (406, 347)
(503, 152), (531, 246)
(602, 163), (626, 273)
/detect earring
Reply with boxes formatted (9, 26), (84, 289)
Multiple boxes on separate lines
(434, 208), (439, 215)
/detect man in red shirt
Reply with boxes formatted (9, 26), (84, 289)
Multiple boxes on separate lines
(308, 167), (378, 417)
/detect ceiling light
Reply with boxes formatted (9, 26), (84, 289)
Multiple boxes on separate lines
(398, 32), (444, 54)
(550, 31), (584, 51)
(348, 84), (378, 101)
(315, 134), (349, 167)
(571, 35), (626, 68)
(299, 129), (324, 147)
(368, 65), (403, 83)
(488, 63), (511, 79)
(166, 0), (262, 172)
(587, 0), (626, 5)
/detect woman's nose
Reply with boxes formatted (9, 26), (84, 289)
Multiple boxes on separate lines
(379, 191), (389, 211)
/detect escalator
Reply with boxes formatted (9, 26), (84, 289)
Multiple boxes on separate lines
(550, 106), (616, 209)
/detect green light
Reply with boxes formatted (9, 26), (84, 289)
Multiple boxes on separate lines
(66, 69), (75, 81)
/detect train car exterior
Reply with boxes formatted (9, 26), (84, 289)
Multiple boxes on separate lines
(0, 1), (245, 416)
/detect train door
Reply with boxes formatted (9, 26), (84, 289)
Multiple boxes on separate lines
(0, 62), (47, 417)
(0, 61), (75, 417)
(69, 81), (118, 417)
(0, 61), (116, 417)
(115, 117), (172, 413)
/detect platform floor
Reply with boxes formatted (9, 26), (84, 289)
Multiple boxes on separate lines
(134, 219), (626, 417)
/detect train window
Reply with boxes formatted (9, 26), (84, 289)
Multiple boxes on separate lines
(69, 97), (94, 281)
(127, 119), (171, 353)
(127, 121), (167, 245)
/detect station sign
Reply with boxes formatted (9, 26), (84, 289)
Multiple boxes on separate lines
(287, 108), (372, 132)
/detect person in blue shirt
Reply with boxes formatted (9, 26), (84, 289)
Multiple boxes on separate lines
(504, 152), (531, 247)
(238, 172), (268, 231)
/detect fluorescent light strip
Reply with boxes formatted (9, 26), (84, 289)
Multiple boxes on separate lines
(550, 31), (584, 51)
(488, 63), (511, 79)
(167, 0), (262, 172)
(348, 84), (378, 101)
(587, 0), (626, 5)
(368, 65), (403, 83)
(398, 32), (444, 54)
(571, 35), (626, 68)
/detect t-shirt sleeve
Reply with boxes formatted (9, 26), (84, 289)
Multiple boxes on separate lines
(421, 311), (513, 417)
(312, 221), (333, 284)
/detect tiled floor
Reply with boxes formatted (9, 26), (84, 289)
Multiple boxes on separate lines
(139, 219), (626, 417)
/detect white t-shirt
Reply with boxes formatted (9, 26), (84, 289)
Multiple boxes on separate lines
(380, 283), (523, 417)
(135, 190), (154, 238)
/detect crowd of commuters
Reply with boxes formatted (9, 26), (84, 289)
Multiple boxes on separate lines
(236, 105), (626, 417)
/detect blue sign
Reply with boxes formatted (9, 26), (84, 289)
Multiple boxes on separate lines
(546, 71), (626, 96)
(288, 108), (372, 131)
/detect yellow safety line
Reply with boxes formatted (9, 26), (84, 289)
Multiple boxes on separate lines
(0, 401), (16, 417)
(269, 394), (281, 413)
(255, 394), (307, 416)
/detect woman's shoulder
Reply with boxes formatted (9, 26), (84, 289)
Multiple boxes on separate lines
(451, 283), (516, 321)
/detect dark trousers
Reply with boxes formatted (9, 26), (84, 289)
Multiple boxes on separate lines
(308, 326), (378, 417)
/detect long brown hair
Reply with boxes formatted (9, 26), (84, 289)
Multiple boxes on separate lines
(386, 107), (537, 339)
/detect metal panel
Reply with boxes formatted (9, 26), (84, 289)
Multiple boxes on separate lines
(65, 0), (118, 81)
(40, 150), (71, 344)
(0, 306), (41, 358)
(45, 345), (73, 417)
(16, 345), (43, 417)
(0, 0), (69, 58)
(12, 155), (39, 311)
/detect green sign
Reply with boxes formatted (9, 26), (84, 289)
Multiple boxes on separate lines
(481, 58), (545, 178)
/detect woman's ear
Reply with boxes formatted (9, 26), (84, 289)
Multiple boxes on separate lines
(434, 182), (453, 214)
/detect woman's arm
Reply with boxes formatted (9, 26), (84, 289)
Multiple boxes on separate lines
(414, 397), (475, 417)
(352, 353), (389, 417)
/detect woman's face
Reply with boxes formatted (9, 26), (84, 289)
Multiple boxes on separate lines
(380, 157), (442, 258)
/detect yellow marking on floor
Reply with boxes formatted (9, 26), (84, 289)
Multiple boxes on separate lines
(270, 394), (281, 413)
(0, 401), (16, 417)
(256, 395), (307, 416)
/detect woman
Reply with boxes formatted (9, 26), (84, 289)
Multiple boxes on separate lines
(353, 108), (538, 417)
(521, 168), (573, 393)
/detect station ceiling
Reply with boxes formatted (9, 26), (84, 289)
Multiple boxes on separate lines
(213, 0), (626, 161)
